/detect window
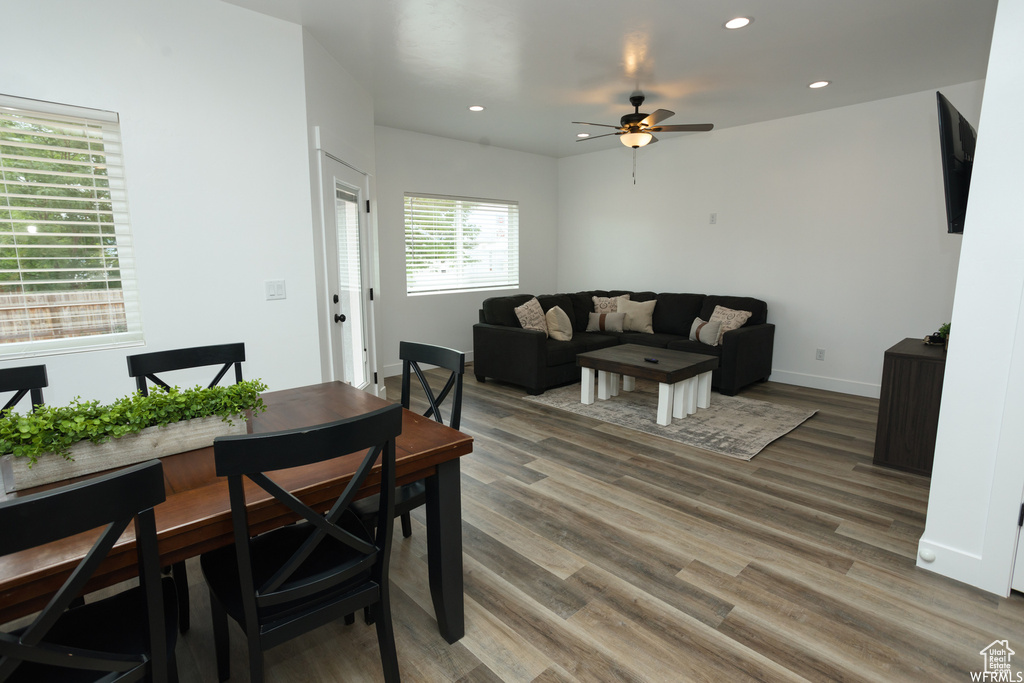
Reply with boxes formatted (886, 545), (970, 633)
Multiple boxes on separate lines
(0, 94), (143, 357)
(405, 193), (518, 295)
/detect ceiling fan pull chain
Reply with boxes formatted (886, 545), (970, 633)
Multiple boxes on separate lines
(633, 148), (637, 185)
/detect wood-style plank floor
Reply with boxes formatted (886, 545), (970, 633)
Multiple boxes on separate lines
(169, 368), (1024, 681)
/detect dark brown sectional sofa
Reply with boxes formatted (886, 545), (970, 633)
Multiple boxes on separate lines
(472, 290), (774, 396)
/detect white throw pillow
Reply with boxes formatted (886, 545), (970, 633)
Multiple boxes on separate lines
(586, 312), (626, 333)
(545, 305), (573, 341)
(708, 305), (752, 345)
(689, 317), (722, 346)
(617, 298), (656, 334)
(514, 297), (548, 337)
(592, 294), (629, 314)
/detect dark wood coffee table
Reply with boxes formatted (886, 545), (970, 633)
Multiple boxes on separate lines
(576, 344), (719, 425)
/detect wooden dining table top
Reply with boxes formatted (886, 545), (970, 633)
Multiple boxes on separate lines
(0, 381), (474, 624)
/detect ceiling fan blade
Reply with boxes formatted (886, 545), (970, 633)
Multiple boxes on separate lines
(576, 132), (621, 141)
(571, 121), (622, 129)
(648, 123), (714, 132)
(641, 109), (675, 126)
(648, 134), (659, 145)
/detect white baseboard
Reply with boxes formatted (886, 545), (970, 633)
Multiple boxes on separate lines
(380, 351), (474, 379)
(769, 370), (880, 398)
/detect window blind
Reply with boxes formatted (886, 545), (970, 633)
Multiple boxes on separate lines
(405, 193), (519, 295)
(0, 94), (143, 357)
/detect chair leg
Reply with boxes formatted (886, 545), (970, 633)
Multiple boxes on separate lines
(172, 561), (190, 633)
(210, 591), (230, 683)
(248, 635), (265, 683)
(344, 612), (355, 625)
(363, 604), (375, 625)
(373, 599), (401, 683)
(400, 511), (413, 538)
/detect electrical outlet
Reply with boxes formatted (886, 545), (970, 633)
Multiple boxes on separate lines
(709, 212), (717, 225)
(815, 348), (825, 361)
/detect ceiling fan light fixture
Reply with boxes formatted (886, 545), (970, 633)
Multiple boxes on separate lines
(724, 17), (752, 29)
(620, 131), (653, 148)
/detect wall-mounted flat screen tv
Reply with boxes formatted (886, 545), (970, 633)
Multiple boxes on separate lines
(936, 91), (977, 234)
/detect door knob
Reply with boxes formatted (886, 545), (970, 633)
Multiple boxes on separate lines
(334, 313), (346, 323)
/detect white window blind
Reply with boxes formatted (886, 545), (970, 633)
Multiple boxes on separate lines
(405, 193), (519, 295)
(0, 94), (143, 358)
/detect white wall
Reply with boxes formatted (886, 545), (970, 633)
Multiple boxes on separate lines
(374, 127), (559, 376)
(0, 0), (322, 404)
(557, 83), (982, 397)
(918, 0), (1024, 595)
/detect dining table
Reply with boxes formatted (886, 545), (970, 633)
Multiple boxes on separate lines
(0, 381), (474, 644)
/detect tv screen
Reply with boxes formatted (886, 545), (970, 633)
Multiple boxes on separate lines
(936, 91), (977, 234)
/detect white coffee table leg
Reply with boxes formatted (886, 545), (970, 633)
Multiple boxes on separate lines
(657, 382), (674, 426)
(622, 375), (636, 392)
(684, 376), (698, 415)
(581, 368), (595, 404)
(610, 373), (620, 396)
(597, 370), (612, 400)
(697, 371), (712, 409)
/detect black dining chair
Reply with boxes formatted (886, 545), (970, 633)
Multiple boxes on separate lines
(0, 364), (48, 413)
(125, 342), (246, 634)
(0, 459), (178, 683)
(199, 403), (403, 683)
(353, 341), (465, 539)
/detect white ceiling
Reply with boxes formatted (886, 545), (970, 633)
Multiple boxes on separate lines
(225, 0), (998, 158)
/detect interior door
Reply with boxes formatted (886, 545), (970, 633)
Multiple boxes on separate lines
(320, 154), (373, 390)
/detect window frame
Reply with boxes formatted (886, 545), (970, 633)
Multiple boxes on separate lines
(404, 192), (519, 296)
(0, 94), (144, 359)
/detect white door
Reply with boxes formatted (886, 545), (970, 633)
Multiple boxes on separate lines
(320, 154), (374, 390)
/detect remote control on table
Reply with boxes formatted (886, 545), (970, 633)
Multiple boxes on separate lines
(644, 357), (659, 363)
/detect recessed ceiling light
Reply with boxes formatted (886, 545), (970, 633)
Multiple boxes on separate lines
(577, 132), (590, 138)
(724, 17), (752, 29)
(468, 105), (485, 112)
(809, 81), (830, 89)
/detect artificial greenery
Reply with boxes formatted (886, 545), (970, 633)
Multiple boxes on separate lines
(0, 379), (268, 467)
(938, 322), (951, 338)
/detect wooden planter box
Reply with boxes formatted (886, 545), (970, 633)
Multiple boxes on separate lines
(1, 415), (247, 493)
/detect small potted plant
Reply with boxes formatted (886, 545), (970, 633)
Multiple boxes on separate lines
(0, 379), (267, 492)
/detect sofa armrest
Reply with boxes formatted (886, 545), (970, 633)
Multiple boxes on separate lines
(473, 323), (548, 393)
(718, 323), (775, 395)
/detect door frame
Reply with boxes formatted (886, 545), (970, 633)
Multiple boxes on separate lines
(312, 128), (381, 396)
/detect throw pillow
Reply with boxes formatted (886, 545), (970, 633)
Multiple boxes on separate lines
(617, 298), (656, 334)
(545, 305), (573, 341)
(689, 317), (722, 346)
(586, 311), (626, 333)
(514, 297), (548, 337)
(592, 294), (629, 314)
(708, 305), (752, 345)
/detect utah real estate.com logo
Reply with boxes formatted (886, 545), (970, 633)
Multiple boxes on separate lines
(974, 640), (1023, 681)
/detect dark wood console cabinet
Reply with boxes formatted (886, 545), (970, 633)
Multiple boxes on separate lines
(872, 338), (947, 476)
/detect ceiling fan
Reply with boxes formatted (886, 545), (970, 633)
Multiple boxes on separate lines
(573, 94), (714, 148)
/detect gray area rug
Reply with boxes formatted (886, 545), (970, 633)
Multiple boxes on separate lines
(523, 379), (817, 460)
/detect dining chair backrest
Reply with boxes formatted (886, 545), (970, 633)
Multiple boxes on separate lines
(0, 365), (47, 413)
(399, 341), (465, 430)
(205, 403), (403, 682)
(0, 459), (171, 682)
(126, 343), (245, 396)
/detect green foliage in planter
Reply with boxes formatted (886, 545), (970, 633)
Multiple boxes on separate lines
(0, 379), (268, 467)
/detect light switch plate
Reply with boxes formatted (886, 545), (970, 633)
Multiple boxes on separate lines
(265, 280), (286, 300)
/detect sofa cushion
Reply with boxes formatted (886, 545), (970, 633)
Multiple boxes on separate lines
(545, 332), (617, 367)
(667, 338), (723, 357)
(653, 293), (705, 336)
(628, 291), (657, 302)
(619, 332), (679, 348)
(690, 317), (722, 346)
(592, 294), (629, 314)
(700, 296), (767, 327)
(482, 294), (535, 327)
(617, 298), (656, 334)
(567, 291), (603, 332)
